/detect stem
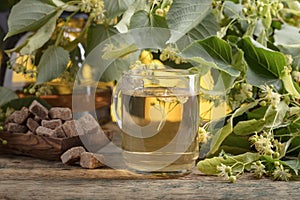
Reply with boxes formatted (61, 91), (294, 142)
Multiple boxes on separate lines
(267, 111), (279, 135)
(286, 145), (300, 154)
(150, 0), (157, 13)
(55, 10), (80, 47)
(245, 18), (258, 37)
(64, 14), (94, 52)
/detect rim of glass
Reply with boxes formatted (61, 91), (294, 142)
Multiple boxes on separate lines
(123, 68), (200, 78)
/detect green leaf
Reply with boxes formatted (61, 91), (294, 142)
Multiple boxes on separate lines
(86, 27), (170, 82)
(231, 46), (247, 74)
(237, 37), (287, 87)
(263, 101), (289, 128)
(104, 0), (135, 18)
(247, 106), (268, 120)
(281, 67), (300, 99)
(166, 0), (211, 42)
(288, 137), (300, 155)
(284, 159), (300, 175)
(221, 134), (252, 155)
(234, 119), (265, 135)
(197, 152), (260, 175)
(114, 1), (142, 33)
(36, 46), (70, 84)
(150, 14), (168, 28)
(86, 24), (118, 55)
(223, 1), (243, 18)
(274, 24), (300, 69)
(208, 100), (259, 155)
(20, 10), (63, 55)
(182, 36), (240, 77)
(50, 0), (79, 11)
(130, 10), (150, 28)
(274, 24), (300, 46)
(277, 45), (300, 69)
(0, 87), (18, 107)
(209, 123), (233, 156)
(5, 0), (58, 39)
(101, 51), (140, 82)
(114, 11), (134, 33)
(186, 12), (218, 40)
(130, 11), (168, 29)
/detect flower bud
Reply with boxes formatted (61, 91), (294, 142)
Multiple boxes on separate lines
(229, 175), (237, 183)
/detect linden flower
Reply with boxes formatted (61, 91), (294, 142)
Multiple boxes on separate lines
(80, 0), (105, 16)
(251, 161), (266, 178)
(260, 85), (281, 108)
(217, 163), (233, 181)
(249, 132), (274, 156)
(198, 127), (210, 144)
(273, 165), (292, 181)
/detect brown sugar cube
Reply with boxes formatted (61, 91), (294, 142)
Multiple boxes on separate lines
(7, 123), (28, 133)
(60, 146), (86, 164)
(54, 126), (66, 138)
(49, 107), (72, 121)
(12, 107), (30, 124)
(29, 100), (48, 120)
(78, 113), (100, 134)
(80, 152), (105, 169)
(62, 120), (84, 137)
(35, 126), (56, 137)
(34, 115), (41, 123)
(42, 119), (62, 130)
(4, 113), (14, 123)
(26, 118), (39, 133)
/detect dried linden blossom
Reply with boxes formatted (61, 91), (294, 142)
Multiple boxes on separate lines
(251, 161), (266, 178)
(198, 127), (210, 144)
(216, 163), (236, 183)
(217, 163), (230, 179)
(80, 0), (105, 17)
(159, 46), (187, 65)
(273, 164), (291, 181)
(259, 85), (281, 108)
(249, 131), (275, 156)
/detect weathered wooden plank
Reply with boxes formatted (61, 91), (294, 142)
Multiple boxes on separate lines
(0, 154), (300, 199)
(0, 176), (299, 200)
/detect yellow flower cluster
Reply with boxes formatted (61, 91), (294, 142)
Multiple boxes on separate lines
(80, 0), (105, 17)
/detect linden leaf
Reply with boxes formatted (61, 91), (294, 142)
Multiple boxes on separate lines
(0, 87), (18, 107)
(197, 152), (260, 175)
(36, 46), (69, 84)
(233, 119), (265, 135)
(5, 0), (57, 39)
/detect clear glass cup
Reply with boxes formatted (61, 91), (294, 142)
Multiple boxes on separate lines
(113, 68), (200, 175)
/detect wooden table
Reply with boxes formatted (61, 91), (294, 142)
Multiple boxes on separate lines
(0, 154), (299, 200)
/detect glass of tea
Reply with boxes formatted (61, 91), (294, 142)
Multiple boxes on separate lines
(113, 68), (200, 175)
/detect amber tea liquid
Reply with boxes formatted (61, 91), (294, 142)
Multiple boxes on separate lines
(121, 87), (199, 173)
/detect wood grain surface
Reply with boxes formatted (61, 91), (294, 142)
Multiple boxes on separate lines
(0, 132), (82, 160)
(0, 154), (300, 200)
